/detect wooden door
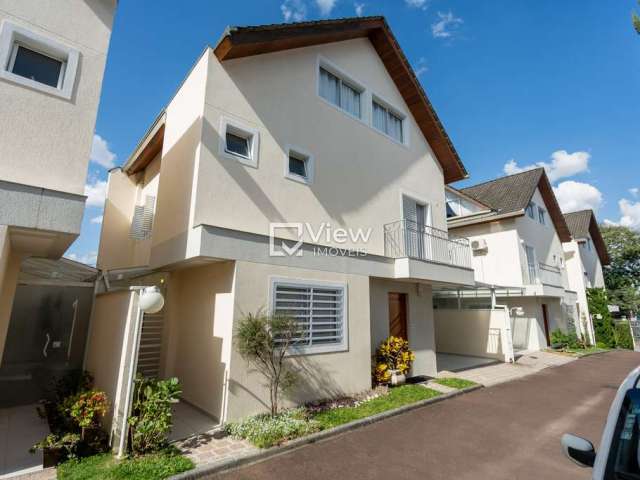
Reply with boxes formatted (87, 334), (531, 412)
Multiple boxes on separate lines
(388, 293), (408, 340)
(542, 304), (551, 346)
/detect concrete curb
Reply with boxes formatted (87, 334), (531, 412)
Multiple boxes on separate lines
(171, 384), (482, 480)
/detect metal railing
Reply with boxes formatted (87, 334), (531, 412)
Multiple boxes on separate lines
(384, 219), (472, 269)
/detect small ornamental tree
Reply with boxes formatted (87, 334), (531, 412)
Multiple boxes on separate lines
(588, 288), (616, 348)
(374, 336), (415, 385)
(69, 390), (109, 440)
(234, 311), (301, 416)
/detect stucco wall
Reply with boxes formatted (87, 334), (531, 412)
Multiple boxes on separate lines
(0, 0), (115, 195)
(193, 39), (447, 257)
(84, 290), (136, 427)
(563, 240), (593, 340)
(434, 309), (509, 361)
(369, 278), (436, 377)
(162, 261), (236, 421)
(225, 260), (371, 421)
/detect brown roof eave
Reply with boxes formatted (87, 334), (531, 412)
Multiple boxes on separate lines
(213, 17), (467, 183)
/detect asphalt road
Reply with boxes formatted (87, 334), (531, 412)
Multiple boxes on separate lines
(209, 351), (640, 480)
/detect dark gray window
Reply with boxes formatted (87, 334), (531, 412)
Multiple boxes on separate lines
(10, 45), (63, 88)
(225, 132), (250, 158)
(288, 154), (307, 178)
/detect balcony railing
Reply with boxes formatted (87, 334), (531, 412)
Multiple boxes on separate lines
(384, 219), (472, 269)
(525, 262), (564, 288)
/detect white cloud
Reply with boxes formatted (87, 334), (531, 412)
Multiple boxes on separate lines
(405, 0), (428, 9)
(316, 0), (337, 16)
(503, 150), (590, 183)
(629, 187), (639, 198)
(615, 199), (640, 231)
(553, 180), (603, 213)
(90, 215), (103, 224)
(414, 57), (428, 77)
(431, 11), (463, 39)
(281, 0), (307, 22)
(65, 251), (98, 266)
(354, 2), (364, 16)
(84, 179), (107, 207)
(90, 134), (116, 169)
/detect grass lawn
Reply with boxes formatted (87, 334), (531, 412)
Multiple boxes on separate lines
(561, 347), (612, 357)
(432, 378), (478, 389)
(56, 450), (194, 480)
(312, 385), (440, 430)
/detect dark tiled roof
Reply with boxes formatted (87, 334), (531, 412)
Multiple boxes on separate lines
(456, 168), (572, 242)
(214, 16), (468, 183)
(460, 168), (544, 215)
(563, 210), (611, 265)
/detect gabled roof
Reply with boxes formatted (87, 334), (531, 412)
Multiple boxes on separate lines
(445, 185), (493, 212)
(213, 16), (467, 184)
(564, 210), (611, 265)
(454, 168), (572, 242)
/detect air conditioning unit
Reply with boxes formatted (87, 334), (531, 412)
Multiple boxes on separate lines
(471, 239), (488, 251)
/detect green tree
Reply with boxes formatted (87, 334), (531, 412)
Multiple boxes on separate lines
(601, 225), (640, 316)
(234, 311), (301, 416)
(588, 288), (616, 347)
(634, 1), (640, 34)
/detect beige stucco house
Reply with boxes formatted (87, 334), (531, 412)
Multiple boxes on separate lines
(443, 168), (583, 353)
(87, 17), (479, 439)
(0, 0), (117, 368)
(562, 210), (610, 343)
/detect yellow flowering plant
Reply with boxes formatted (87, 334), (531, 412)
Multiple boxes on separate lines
(373, 336), (415, 385)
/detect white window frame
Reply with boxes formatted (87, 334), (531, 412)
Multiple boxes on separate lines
(219, 116), (260, 168)
(0, 21), (79, 100)
(316, 55), (367, 123)
(284, 145), (314, 185)
(371, 93), (409, 147)
(538, 207), (547, 225)
(525, 201), (536, 219)
(269, 277), (349, 355)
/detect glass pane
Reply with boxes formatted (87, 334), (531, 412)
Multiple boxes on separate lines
(288, 155), (307, 178)
(340, 82), (360, 118)
(11, 45), (62, 88)
(225, 132), (250, 158)
(372, 101), (387, 133)
(387, 112), (403, 142)
(319, 67), (340, 106)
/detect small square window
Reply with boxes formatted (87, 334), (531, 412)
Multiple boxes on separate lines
(9, 44), (63, 88)
(285, 147), (313, 184)
(225, 131), (250, 159)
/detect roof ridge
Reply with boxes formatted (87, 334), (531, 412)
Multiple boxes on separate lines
(460, 166), (544, 192)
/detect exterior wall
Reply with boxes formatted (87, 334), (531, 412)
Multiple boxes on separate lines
(0, 226), (21, 362)
(225, 260), (371, 421)
(97, 153), (161, 270)
(162, 261), (236, 421)
(0, 0), (116, 196)
(449, 219), (523, 286)
(502, 296), (566, 351)
(563, 239), (594, 341)
(576, 238), (605, 289)
(193, 38), (447, 258)
(369, 278), (436, 377)
(84, 290), (136, 428)
(434, 309), (510, 361)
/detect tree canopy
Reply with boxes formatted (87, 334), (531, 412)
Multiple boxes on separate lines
(601, 225), (640, 315)
(634, 1), (640, 34)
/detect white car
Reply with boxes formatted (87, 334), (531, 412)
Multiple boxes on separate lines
(562, 365), (640, 479)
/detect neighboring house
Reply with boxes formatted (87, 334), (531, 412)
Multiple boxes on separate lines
(0, 1), (117, 366)
(444, 168), (580, 353)
(87, 16), (477, 437)
(562, 210), (610, 344)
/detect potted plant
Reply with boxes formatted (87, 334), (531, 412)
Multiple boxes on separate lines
(69, 390), (109, 448)
(30, 433), (80, 467)
(374, 336), (415, 386)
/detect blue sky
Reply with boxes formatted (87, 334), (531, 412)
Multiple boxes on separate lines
(66, 0), (640, 265)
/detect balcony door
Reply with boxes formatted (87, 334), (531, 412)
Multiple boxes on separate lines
(402, 195), (431, 260)
(524, 245), (538, 284)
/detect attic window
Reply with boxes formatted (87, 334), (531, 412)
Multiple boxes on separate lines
(318, 65), (363, 119)
(526, 202), (536, 219)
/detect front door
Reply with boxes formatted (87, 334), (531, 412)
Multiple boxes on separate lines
(541, 304), (551, 346)
(388, 292), (408, 340)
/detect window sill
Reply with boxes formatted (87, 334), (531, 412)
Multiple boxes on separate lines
(285, 172), (311, 185)
(287, 344), (348, 356)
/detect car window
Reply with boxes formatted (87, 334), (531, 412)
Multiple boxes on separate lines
(606, 389), (640, 479)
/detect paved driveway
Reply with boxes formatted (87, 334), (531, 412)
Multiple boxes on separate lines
(210, 351), (640, 480)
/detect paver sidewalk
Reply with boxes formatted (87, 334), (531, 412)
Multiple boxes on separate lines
(437, 351), (575, 386)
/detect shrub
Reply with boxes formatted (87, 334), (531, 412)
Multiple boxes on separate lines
(374, 336), (415, 385)
(225, 408), (320, 448)
(588, 288), (617, 348)
(235, 311), (301, 416)
(128, 376), (181, 455)
(550, 329), (585, 349)
(30, 433), (81, 458)
(614, 321), (634, 350)
(69, 390), (109, 435)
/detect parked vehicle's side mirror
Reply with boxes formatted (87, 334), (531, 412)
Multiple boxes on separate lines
(561, 433), (596, 467)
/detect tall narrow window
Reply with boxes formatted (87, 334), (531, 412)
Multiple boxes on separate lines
(538, 207), (547, 225)
(372, 100), (404, 143)
(319, 66), (362, 118)
(526, 202), (536, 219)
